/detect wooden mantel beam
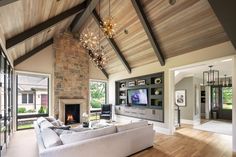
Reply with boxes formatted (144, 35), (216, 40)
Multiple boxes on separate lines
(131, 0), (165, 66)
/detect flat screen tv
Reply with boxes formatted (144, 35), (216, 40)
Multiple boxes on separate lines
(127, 88), (148, 106)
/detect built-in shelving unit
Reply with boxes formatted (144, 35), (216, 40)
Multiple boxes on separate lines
(115, 72), (164, 122)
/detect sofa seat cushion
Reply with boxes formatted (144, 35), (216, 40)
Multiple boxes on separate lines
(40, 120), (54, 132)
(41, 128), (62, 148)
(60, 125), (116, 144)
(116, 120), (148, 132)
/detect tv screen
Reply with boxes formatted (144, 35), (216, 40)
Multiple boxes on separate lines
(127, 89), (148, 106)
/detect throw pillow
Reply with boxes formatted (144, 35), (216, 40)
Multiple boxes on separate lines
(41, 128), (62, 148)
(40, 120), (54, 132)
(37, 117), (46, 125)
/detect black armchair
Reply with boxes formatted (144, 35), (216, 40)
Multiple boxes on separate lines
(100, 104), (112, 120)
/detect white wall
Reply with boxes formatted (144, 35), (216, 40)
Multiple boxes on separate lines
(109, 41), (236, 134)
(89, 61), (107, 80)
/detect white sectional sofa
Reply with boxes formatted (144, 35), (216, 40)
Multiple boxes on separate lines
(34, 117), (155, 157)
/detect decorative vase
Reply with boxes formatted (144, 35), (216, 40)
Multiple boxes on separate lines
(154, 78), (161, 84)
(155, 89), (160, 95)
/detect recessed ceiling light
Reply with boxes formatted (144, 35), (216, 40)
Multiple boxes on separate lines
(221, 58), (232, 62)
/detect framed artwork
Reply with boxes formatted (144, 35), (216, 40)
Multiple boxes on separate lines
(128, 81), (135, 86)
(137, 80), (146, 85)
(175, 90), (186, 106)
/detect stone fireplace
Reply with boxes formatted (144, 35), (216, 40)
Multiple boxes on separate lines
(53, 33), (89, 117)
(59, 99), (86, 124)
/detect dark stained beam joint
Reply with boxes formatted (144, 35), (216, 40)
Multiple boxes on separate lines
(92, 10), (132, 73)
(14, 38), (53, 66)
(0, 0), (18, 7)
(208, 0), (236, 49)
(131, 0), (165, 66)
(101, 68), (109, 79)
(71, 0), (99, 33)
(6, 1), (86, 49)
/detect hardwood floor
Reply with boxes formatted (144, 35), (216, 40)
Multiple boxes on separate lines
(4, 125), (234, 157)
(133, 125), (234, 157)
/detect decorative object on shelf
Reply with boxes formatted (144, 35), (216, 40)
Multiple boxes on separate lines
(120, 92), (125, 96)
(120, 83), (125, 88)
(137, 80), (146, 85)
(175, 90), (186, 106)
(154, 89), (160, 95)
(100, 0), (117, 38)
(121, 100), (125, 104)
(128, 81), (135, 86)
(203, 65), (219, 86)
(154, 78), (161, 84)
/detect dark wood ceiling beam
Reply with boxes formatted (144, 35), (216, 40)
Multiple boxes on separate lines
(6, 1), (86, 49)
(101, 68), (109, 79)
(0, 0), (18, 7)
(131, 0), (165, 66)
(92, 10), (132, 73)
(208, 0), (236, 49)
(14, 38), (53, 66)
(70, 0), (99, 33)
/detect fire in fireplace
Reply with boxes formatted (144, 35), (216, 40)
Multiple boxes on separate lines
(65, 104), (80, 125)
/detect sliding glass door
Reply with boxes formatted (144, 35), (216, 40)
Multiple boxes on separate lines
(0, 47), (13, 152)
(16, 73), (49, 130)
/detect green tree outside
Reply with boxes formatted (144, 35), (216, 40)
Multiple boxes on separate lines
(90, 81), (106, 108)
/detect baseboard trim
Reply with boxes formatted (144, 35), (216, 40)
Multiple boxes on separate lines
(181, 119), (200, 125)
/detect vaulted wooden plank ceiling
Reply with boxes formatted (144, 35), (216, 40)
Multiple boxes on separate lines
(0, 0), (229, 75)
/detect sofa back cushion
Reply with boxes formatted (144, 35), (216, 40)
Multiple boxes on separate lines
(116, 121), (148, 132)
(40, 120), (54, 132)
(37, 117), (47, 125)
(41, 128), (62, 148)
(60, 125), (116, 144)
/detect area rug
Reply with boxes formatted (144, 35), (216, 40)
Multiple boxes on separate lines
(193, 120), (232, 136)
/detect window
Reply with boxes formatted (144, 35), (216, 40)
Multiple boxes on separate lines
(28, 94), (33, 103)
(90, 81), (107, 109)
(222, 87), (232, 110)
(22, 94), (27, 103)
(17, 73), (49, 130)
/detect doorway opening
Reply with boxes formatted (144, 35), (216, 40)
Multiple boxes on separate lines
(172, 56), (234, 136)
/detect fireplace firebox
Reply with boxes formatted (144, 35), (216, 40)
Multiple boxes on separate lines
(65, 104), (80, 125)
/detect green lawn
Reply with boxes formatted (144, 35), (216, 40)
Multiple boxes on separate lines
(18, 123), (33, 130)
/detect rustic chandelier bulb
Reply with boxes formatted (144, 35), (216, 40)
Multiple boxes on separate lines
(79, 29), (99, 51)
(100, 0), (117, 38)
(101, 16), (117, 38)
